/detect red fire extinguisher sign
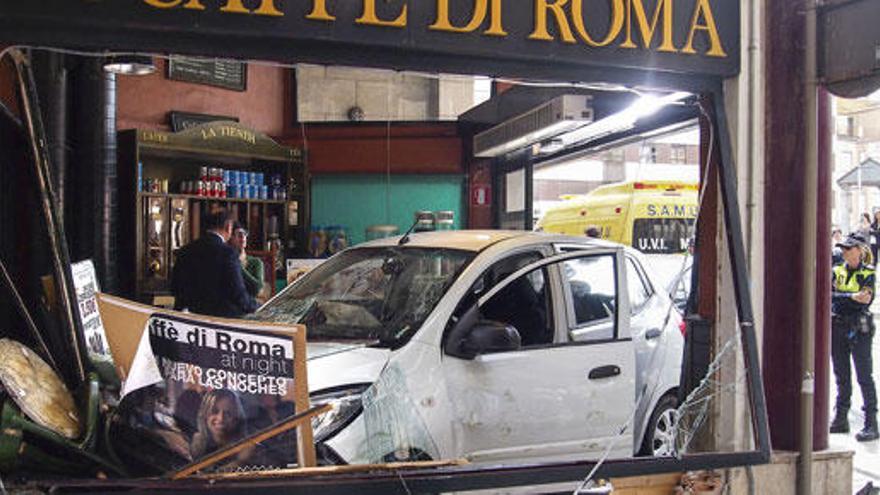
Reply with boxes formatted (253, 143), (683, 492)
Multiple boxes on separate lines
(472, 185), (491, 207)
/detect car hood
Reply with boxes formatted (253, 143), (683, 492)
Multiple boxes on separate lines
(305, 341), (391, 393)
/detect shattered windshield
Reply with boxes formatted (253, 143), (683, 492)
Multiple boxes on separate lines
(251, 247), (474, 347)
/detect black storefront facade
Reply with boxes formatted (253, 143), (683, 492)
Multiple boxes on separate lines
(0, 1), (776, 492)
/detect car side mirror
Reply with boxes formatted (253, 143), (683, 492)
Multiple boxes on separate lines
(461, 320), (522, 358)
(445, 305), (522, 359)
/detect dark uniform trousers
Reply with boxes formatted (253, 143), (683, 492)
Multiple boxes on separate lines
(832, 314), (877, 415)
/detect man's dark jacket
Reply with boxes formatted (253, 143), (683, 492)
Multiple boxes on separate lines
(171, 232), (257, 317)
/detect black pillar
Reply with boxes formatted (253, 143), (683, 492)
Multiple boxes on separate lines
(69, 58), (118, 293)
(31, 50), (67, 215)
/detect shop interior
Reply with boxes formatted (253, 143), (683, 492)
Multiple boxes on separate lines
(0, 3), (768, 490)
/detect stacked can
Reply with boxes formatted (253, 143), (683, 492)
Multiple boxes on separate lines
(242, 171), (249, 198)
(185, 167), (274, 199)
(226, 170), (235, 199)
(214, 168), (226, 198)
(206, 168), (214, 197)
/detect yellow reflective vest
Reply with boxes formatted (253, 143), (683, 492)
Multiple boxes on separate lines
(833, 264), (873, 292)
(832, 262), (875, 316)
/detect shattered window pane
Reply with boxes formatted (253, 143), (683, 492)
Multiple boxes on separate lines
(360, 364), (440, 463)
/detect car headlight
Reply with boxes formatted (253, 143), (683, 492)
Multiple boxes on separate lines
(310, 384), (370, 443)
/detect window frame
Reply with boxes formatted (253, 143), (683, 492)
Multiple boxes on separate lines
(470, 251), (632, 351)
(558, 252), (620, 343)
(479, 263), (556, 350)
(443, 247), (560, 353)
(624, 255), (655, 315)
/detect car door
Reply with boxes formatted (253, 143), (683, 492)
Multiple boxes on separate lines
(442, 249), (635, 464)
(625, 254), (682, 452)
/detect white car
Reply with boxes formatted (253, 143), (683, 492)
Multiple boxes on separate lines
(253, 231), (684, 465)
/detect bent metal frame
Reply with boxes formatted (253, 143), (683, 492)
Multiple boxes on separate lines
(0, 1), (770, 492)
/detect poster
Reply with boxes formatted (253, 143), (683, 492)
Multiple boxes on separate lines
(117, 311), (300, 473)
(71, 260), (116, 380)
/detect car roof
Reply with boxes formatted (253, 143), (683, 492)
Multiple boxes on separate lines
(359, 230), (619, 252)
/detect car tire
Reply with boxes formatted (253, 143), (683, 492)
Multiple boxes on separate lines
(639, 394), (678, 457)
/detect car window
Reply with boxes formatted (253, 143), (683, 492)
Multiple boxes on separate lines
(448, 251), (552, 350)
(481, 266), (553, 348)
(562, 254), (617, 343)
(452, 251), (543, 313)
(626, 257), (652, 314)
(670, 264), (692, 312)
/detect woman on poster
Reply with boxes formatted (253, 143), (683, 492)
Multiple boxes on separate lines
(190, 389), (257, 469)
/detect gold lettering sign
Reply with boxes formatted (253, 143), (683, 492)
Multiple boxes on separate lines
(356, 0), (408, 28)
(682, 0), (726, 57)
(221, 0), (283, 17)
(142, 0), (205, 8)
(142, 0), (183, 8)
(143, 0), (279, 15)
(571, 0), (625, 47)
(529, 0), (725, 57)
(200, 126), (257, 145)
(621, 0), (676, 53)
(306, 0), (335, 21)
(141, 130), (169, 143)
(430, 0), (507, 37)
(530, 0), (576, 43)
(138, 0), (729, 59)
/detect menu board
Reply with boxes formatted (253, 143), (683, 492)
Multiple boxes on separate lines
(167, 56), (247, 91)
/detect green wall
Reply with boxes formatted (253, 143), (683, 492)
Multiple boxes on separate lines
(310, 174), (466, 246)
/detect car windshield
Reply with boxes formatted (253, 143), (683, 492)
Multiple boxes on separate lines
(251, 247), (474, 347)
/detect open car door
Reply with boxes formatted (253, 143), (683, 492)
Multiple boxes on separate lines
(443, 249), (635, 463)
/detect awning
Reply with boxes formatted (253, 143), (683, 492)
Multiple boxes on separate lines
(837, 158), (880, 188)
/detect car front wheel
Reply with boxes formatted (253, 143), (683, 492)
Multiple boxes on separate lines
(640, 394), (678, 457)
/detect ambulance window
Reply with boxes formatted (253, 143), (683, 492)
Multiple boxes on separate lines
(632, 218), (695, 254)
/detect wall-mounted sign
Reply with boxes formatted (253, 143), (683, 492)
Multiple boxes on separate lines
(0, 1), (740, 83)
(137, 121), (295, 160)
(471, 185), (491, 207)
(168, 56), (247, 92)
(819, 0), (880, 97)
(169, 111), (239, 132)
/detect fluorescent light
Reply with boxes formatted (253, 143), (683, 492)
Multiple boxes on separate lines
(473, 95), (594, 158)
(559, 91), (691, 146)
(476, 118), (586, 157)
(536, 138), (565, 155)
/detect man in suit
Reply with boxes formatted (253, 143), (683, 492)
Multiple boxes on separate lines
(172, 209), (258, 317)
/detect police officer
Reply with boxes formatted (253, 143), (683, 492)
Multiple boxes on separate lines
(830, 234), (879, 441)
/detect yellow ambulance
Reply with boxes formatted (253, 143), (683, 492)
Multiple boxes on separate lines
(535, 180), (698, 254)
